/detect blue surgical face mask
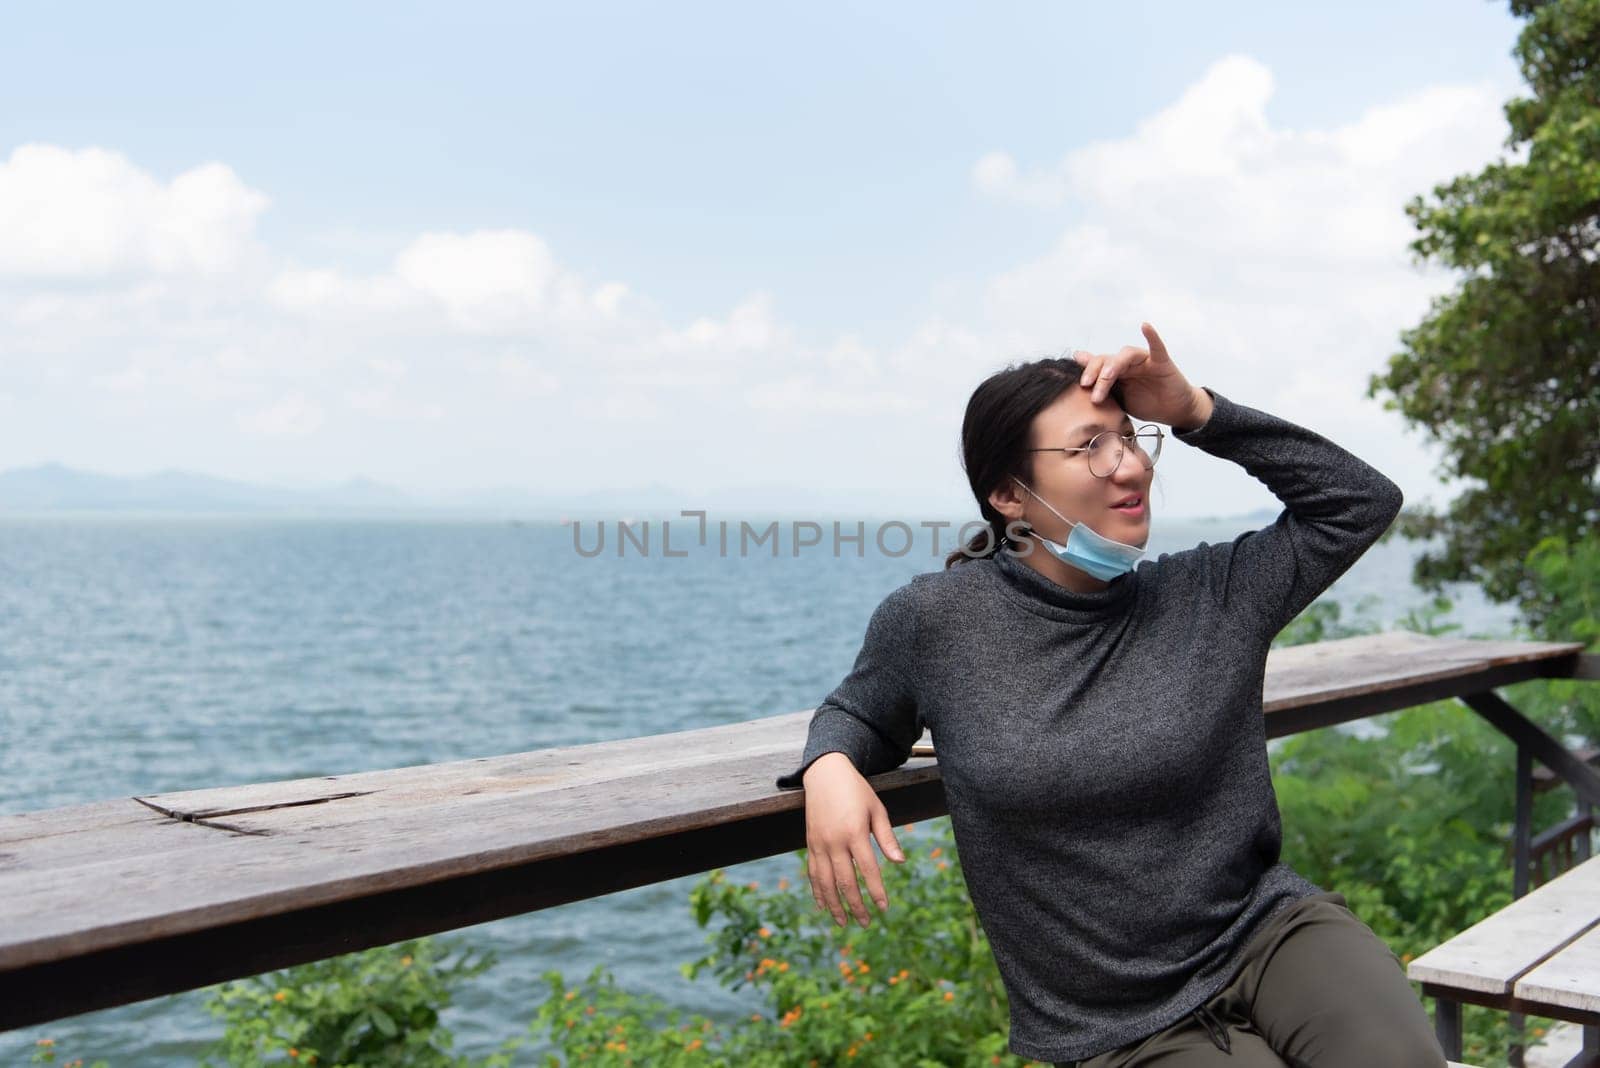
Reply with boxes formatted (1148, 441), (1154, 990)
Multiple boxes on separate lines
(1010, 476), (1146, 581)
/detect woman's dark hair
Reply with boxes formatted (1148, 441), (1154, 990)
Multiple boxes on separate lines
(943, 354), (1128, 569)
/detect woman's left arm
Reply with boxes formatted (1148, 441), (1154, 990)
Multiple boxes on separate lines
(1168, 385), (1404, 639)
(1074, 324), (1403, 641)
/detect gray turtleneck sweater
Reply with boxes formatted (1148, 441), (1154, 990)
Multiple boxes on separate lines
(774, 386), (1404, 1063)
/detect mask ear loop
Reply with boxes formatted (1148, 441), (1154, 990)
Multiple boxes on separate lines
(1012, 476), (1081, 537)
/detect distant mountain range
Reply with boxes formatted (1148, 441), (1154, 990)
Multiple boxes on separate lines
(0, 463), (1280, 523)
(0, 463), (958, 519)
(0, 463), (417, 514)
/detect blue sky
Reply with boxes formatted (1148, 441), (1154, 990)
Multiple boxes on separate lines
(0, 1), (1528, 517)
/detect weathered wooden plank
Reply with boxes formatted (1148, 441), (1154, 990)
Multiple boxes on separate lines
(0, 631), (1590, 1033)
(133, 711), (814, 818)
(0, 803), (231, 871)
(1514, 921), (1600, 1015)
(1407, 857), (1600, 995)
(0, 761), (950, 1030)
(1260, 633), (1584, 735)
(0, 740), (940, 970)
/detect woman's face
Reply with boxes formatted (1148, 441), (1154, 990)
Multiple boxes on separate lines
(1019, 387), (1154, 548)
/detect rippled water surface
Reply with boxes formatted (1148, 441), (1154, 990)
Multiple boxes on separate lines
(0, 516), (1520, 1064)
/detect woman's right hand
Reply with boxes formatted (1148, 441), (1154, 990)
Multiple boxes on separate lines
(801, 752), (907, 928)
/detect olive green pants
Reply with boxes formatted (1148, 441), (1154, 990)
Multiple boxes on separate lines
(1055, 891), (1446, 1067)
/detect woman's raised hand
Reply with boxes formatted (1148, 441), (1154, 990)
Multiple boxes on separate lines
(801, 752), (906, 928)
(1073, 322), (1209, 429)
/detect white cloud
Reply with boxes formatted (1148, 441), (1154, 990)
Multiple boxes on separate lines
(0, 143), (269, 279)
(239, 395), (325, 437)
(0, 56), (1523, 507)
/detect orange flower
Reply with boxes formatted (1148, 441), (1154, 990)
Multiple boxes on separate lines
(288, 1050), (299, 1060)
(898, 968), (910, 979)
(937, 861), (948, 871)
(747, 881), (760, 890)
(687, 1038), (703, 1050)
(273, 991), (287, 1002)
(930, 847), (942, 858)
(565, 990), (577, 1001)
(36, 1039), (55, 1047)
(750, 1013), (762, 1022)
(863, 1031), (874, 1041)
(857, 962), (870, 974)
(943, 990), (955, 1001)
(778, 878), (790, 890)
(759, 926), (771, 938)
(586, 1005), (596, 1015)
(778, 961), (790, 972)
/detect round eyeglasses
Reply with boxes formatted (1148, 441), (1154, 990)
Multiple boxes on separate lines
(1027, 424), (1165, 479)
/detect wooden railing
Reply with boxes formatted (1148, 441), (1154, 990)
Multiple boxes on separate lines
(1, 632), (1595, 1034)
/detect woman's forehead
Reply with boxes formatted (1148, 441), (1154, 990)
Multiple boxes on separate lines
(1030, 390), (1131, 444)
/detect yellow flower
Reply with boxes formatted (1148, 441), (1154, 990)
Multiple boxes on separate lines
(401, 955), (412, 967)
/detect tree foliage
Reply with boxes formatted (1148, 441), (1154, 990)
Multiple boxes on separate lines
(1366, 0), (1600, 632)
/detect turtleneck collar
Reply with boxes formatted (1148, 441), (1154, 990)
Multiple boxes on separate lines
(987, 543), (1139, 621)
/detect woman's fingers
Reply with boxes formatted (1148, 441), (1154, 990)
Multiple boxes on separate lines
(807, 847), (845, 926)
(830, 849), (871, 927)
(1141, 322), (1170, 363)
(1076, 352), (1100, 388)
(870, 804), (905, 864)
(852, 839), (890, 917)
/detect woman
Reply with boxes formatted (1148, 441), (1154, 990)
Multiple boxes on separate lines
(774, 323), (1445, 1066)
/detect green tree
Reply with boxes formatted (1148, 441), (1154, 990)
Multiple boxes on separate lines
(1366, 0), (1599, 634)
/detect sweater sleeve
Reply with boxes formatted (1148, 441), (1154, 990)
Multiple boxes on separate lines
(1165, 386), (1404, 641)
(774, 580), (923, 790)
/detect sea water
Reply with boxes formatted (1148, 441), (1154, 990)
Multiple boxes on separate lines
(0, 515), (1522, 1064)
